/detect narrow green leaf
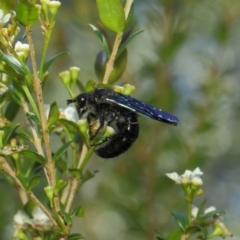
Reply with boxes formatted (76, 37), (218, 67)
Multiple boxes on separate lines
(15, 129), (33, 142)
(96, 0), (125, 33)
(26, 112), (40, 125)
(81, 170), (97, 183)
(46, 102), (59, 129)
(43, 52), (69, 73)
(116, 30), (144, 59)
(16, 1), (39, 26)
(21, 150), (47, 164)
(68, 168), (82, 179)
(59, 211), (72, 225)
(57, 119), (79, 133)
(0, 50), (27, 76)
(27, 175), (41, 192)
(70, 205), (84, 217)
(53, 141), (72, 161)
(89, 24), (110, 55)
(167, 229), (182, 240)
(17, 173), (28, 189)
(199, 210), (225, 223)
(55, 179), (67, 192)
(2, 124), (20, 146)
(68, 233), (84, 240)
(155, 230), (166, 240)
(172, 212), (188, 231)
(55, 158), (67, 172)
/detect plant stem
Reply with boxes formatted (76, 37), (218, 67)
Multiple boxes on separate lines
(0, 156), (58, 227)
(102, 0), (134, 84)
(25, 26), (60, 213)
(64, 144), (93, 213)
(39, 15), (55, 78)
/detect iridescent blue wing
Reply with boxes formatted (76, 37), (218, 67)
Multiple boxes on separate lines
(106, 93), (179, 125)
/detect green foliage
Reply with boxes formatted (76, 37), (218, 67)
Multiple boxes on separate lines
(0, 0), (238, 239)
(96, 0), (125, 33)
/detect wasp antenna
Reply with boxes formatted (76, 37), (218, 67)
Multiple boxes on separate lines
(67, 99), (76, 105)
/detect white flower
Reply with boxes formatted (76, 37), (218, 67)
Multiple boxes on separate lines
(32, 206), (53, 231)
(44, 104), (51, 118)
(166, 167), (203, 185)
(14, 41), (29, 52)
(0, 9), (11, 26)
(13, 210), (33, 230)
(192, 205), (216, 219)
(14, 41), (30, 60)
(166, 172), (181, 184)
(63, 106), (78, 122)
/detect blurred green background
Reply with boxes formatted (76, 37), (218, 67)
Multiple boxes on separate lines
(1, 0), (240, 239)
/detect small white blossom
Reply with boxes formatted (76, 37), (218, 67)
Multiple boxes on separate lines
(166, 167), (203, 185)
(44, 104), (51, 118)
(14, 41), (29, 52)
(0, 9), (11, 26)
(13, 210), (33, 230)
(14, 41), (30, 60)
(165, 172), (181, 184)
(32, 206), (53, 231)
(204, 206), (216, 214)
(63, 106), (78, 122)
(192, 205), (216, 219)
(191, 176), (203, 186)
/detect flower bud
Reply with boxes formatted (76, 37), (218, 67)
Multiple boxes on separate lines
(113, 85), (124, 94)
(208, 217), (233, 238)
(44, 186), (54, 207)
(47, 1), (61, 16)
(123, 83), (135, 95)
(70, 66), (80, 84)
(59, 70), (71, 86)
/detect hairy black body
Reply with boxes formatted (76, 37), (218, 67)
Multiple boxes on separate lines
(67, 88), (179, 158)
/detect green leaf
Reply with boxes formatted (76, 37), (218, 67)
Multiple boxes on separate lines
(96, 0), (125, 33)
(68, 168), (82, 179)
(43, 52), (69, 73)
(70, 205), (84, 217)
(27, 175), (41, 192)
(16, 0), (39, 26)
(198, 210), (225, 223)
(95, 49), (127, 83)
(85, 79), (96, 93)
(172, 212), (188, 231)
(68, 233), (84, 240)
(81, 170), (97, 183)
(0, 50), (27, 76)
(167, 229), (182, 240)
(59, 211), (72, 225)
(55, 158), (68, 172)
(116, 30), (144, 59)
(2, 124), (20, 146)
(55, 179), (67, 192)
(17, 173), (28, 189)
(57, 119), (79, 133)
(26, 112), (40, 125)
(15, 129), (33, 142)
(155, 230), (166, 240)
(21, 150), (47, 164)
(53, 141), (72, 162)
(89, 24), (110, 55)
(185, 225), (202, 235)
(46, 102), (59, 129)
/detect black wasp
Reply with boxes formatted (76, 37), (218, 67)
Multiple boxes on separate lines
(67, 88), (179, 158)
